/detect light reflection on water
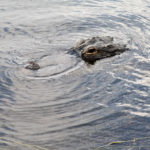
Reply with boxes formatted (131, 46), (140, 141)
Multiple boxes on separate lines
(0, 0), (150, 150)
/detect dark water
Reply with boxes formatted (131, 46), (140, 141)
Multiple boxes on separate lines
(0, 0), (150, 150)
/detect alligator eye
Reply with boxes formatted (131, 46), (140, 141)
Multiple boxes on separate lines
(85, 47), (98, 55)
(88, 48), (96, 53)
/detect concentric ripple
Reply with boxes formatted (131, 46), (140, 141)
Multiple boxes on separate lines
(4, 49), (85, 81)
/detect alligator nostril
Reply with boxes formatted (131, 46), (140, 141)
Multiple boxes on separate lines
(25, 61), (40, 70)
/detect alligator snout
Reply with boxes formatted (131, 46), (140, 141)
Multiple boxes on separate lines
(25, 61), (40, 70)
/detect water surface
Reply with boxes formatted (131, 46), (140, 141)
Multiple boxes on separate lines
(0, 0), (150, 150)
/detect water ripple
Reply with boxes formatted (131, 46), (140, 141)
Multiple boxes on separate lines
(1, 0), (150, 150)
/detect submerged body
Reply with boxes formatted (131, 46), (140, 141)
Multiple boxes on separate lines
(73, 36), (129, 64)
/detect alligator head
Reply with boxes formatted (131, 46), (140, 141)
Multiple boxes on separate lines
(73, 36), (129, 64)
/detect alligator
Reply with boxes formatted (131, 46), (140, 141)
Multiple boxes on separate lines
(25, 36), (129, 70)
(72, 36), (129, 64)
